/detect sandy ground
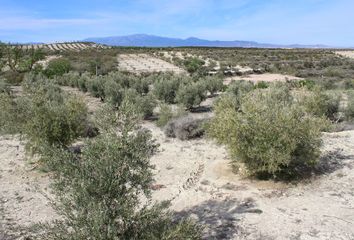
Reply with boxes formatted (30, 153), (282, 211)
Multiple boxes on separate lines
(0, 136), (56, 239)
(1, 87), (354, 239)
(335, 51), (354, 59)
(225, 73), (303, 84)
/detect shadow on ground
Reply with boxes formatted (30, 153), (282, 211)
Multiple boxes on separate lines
(175, 198), (263, 239)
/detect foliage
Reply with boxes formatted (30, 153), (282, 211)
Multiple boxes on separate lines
(156, 104), (187, 127)
(44, 58), (71, 78)
(153, 75), (183, 104)
(345, 92), (354, 120)
(176, 82), (207, 109)
(24, 90), (88, 154)
(208, 86), (327, 178)
(300, 89), (341, 121)
(0, 78), (11, 94)
(203, 76), (224, 95)
(122, 89), (156, 119)
(40, 104), (201, 240)
(183, 57), (205, 73)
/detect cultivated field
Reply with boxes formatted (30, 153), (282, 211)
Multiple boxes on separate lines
(117, 53), (186, 74)
(15, 42), (108, 52)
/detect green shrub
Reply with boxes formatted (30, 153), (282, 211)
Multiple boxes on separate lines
(345, 93), (354, 120)
(44, 58), (71, 78)
(208, 87), (327, 178)
(203, 76), (224, 95)
(0, 93), (28, 134)
(86, 76), (105, 99)
(0, 78), (11, 94)
(24, 92), (88, 154)
(156, 104), (187, 127)
(227, 80), (254, 105)
(176, 82), (207, 109)
(184, 57), (205, 73)
(40, 104), (201, 240)
(123, 89), (156, 119)
(104, 79), (123, 106)
(153, 76), (182, 104)
(301, 89), (341, 121)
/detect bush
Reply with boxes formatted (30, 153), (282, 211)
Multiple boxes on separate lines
(0, 78), (11, 94)
(123, 89), (156, 119)
(153, 76), (182, 104)
(203, 76), (224, 95)
(208, 87), (327, 178)
(345, 93), (354, 120)
(86, 76), (105, 99)
(184, 57), (205, 73)
(156, 104), (186, 127)
(0, 93), (28, 134)
(104, 79), (123, 106)
(24, 91), (88, 154)
(176, 82), (207, 109)
(301, 89), (341, 121)
(164, 115), (210, 140)
(40, 104), (201, 240)
(44, 58), (71, 78)
(226, 80), (254, 108)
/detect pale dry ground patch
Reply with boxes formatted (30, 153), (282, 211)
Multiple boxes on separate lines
(335, 51), (354, 59)
(224, 73), (303, 85)
(1, 86), (354, 239)
(117, 54), (186, 74)
(35, 55), (61, 69)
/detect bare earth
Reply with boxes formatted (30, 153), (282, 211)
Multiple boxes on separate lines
(335, 51), (354, 59)
(225, 73), (303, 85)
(117, 54), (186, 74)
(1, 89), (354, 239)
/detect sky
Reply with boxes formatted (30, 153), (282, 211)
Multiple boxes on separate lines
(0, 0), (353, 46)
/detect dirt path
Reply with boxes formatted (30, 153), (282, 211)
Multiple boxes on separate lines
(0, 136), (56, 239)
(1, 87), (354, 239)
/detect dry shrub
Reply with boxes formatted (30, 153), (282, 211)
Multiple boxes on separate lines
(164, 115), (210, 140)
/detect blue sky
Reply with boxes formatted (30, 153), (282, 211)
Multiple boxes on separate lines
(0, 0), (353, 46)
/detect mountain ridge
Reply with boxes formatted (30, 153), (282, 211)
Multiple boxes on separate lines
(83, 34), (333, 48)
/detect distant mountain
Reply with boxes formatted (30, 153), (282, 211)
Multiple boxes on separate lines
(83, 34), (332, 48)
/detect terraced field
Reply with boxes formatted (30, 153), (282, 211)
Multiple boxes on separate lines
(15, 42), (109, 52)
(117, 54), (186, 74)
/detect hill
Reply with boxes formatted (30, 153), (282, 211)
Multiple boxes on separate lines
(84, 34), (331, 48)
